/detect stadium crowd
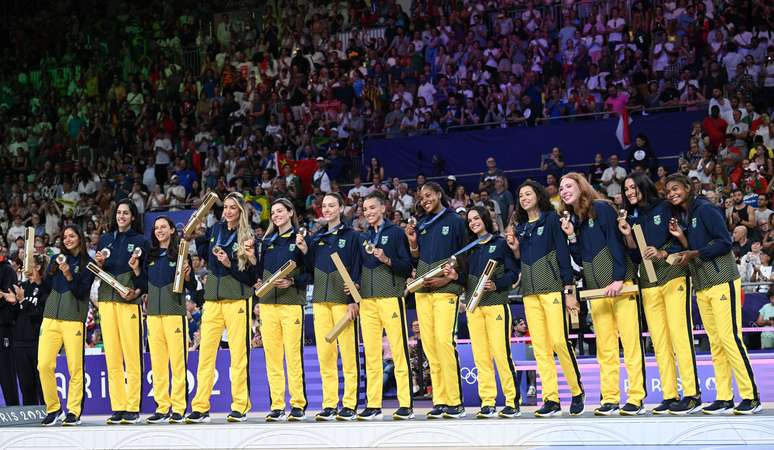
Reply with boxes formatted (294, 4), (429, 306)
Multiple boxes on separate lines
(0, 0), (773, 354)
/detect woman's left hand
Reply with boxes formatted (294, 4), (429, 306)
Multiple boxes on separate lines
(603, 280), (624, 298)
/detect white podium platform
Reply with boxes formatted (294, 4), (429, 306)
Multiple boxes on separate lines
(1, 410), (773, 449)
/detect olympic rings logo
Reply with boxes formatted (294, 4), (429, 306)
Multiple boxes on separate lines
(460, 366), (478, 385)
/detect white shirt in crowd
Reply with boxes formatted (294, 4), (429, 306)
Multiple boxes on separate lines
(601, 166), (627, 197)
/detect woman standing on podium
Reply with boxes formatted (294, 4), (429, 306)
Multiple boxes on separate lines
(129, 216), (194, 424)
(451, 205), (520, 419)
(36, 225), (95, 426)
(295, 192), (362, 421)
(251, 198), (309, 422)
(664, 174), (761, 415)
(404, 182), (467, 419)
(95, 199), (148, 425)
(186, 192), (257, 423)
(559, 172), (647, 416)
(509, 180), (585, 417)
(618, 173), (701, 415)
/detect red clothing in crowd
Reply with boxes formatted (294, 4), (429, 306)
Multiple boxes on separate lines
(703, 115), (728, 150)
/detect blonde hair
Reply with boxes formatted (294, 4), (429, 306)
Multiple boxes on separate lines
(559, 172), (608, 221)
(224, 192), (255, 271)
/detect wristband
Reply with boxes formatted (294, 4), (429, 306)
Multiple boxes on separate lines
(567, 233), (577, 242)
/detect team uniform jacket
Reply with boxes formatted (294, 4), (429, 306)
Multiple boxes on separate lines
(144, 249), (196, 316)
(42, 254), (95, 322)
(359, 221), (412, 298)
(516, 211), (574, 295)
(463, 235), (519, 306)
(626, 200), (687, 289)
(570, 200), (636, 289)
(415, 208), (467, 295)
(96, 230), (149, 303)
(198, 222), (259, 300)
(303, 223), (362, 304)
(256, 229), (310, 305)
(679, 197), (740, 291)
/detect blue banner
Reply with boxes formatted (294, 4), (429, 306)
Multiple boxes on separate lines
(143, 210), (195, 239)
(365, 111), (704, 182)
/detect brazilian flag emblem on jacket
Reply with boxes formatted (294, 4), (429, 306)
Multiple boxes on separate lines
(338, 239), (346, 248)
(653, 215), (661, 225)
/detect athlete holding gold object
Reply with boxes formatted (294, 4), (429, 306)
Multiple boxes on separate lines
(619, 173), (700, 415)
(37, 226), (95, 426)
(457, 206), (520, 419)
(559, 173), (647, 417)
(130, 217), (194, 424)
(512, 180), (585, 418)
(96, 200), (149, 425)
(251, 198), (310, 423)
(405, 182), (467, 419)
(186, 192), (258, 423)
(664, 174), (762, 415)
(296, 192), (362, 422)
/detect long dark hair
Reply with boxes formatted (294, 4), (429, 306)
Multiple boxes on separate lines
(467, 205), (495, 239)
(515, 180), (554, 224)
(110, 198), (143, 233)
(149, 216), (180, 262)
(624, 172), (660, 213)
(51, 225), (88, 275)
(664, 173), (695, 210)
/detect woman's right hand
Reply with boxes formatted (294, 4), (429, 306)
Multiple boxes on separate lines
(618, 218), (632, 236)
(94, 251), (106, 267)
(295, 234), (308, 254)
(560, 216), (574, 236)
(668, 218), (684, 238)
(505, 228), (519, 252)
(405, 222), (417, 246)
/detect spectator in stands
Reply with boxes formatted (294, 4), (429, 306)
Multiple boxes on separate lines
(540, 147), (565, 180)
(757, 291), (774, 349)
(732, 225), (754, 260)
(600, 153), (627, 198)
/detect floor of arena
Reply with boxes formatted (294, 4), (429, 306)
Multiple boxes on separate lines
(3, 403), (773, 449)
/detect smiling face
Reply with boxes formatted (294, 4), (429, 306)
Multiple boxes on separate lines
(222, 197), (241, 224)
(518, 185), (538, 211)
(419, 186), (442, 213)
(270, 203), (292, 229)
(321, 195), (342, 222)
(115, 203), (133, 231)
(623, 178), (642, 206)
(154, 218), (173, 244)
(666, 180), (690, 207)
(62, 228), (80, 252)
(559, 177), (581, 206)
(363, 197), (385, 227)
(467, 210), (485, 235)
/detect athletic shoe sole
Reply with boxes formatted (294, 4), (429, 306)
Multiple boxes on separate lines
(315, 415), (336, 422)
(288, 415), (306, 422)
(185, 417), (212, 424)
(702, 408), (732, 415)
(356, 414), (383, 421)
(620, 408), (646, 416)
(669, 405), (702, 416)
(734, 404), (763, 415)
(266, 416), (287, 422)
(594, 410), (619, 416)
(476, 412), (497, 419)
(62, 419), (81, 426)
(498, 411), (522, 418)
(393, 413), (415, 420)
(535, 410), (562, 418)
(443, 412), (466, 419)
